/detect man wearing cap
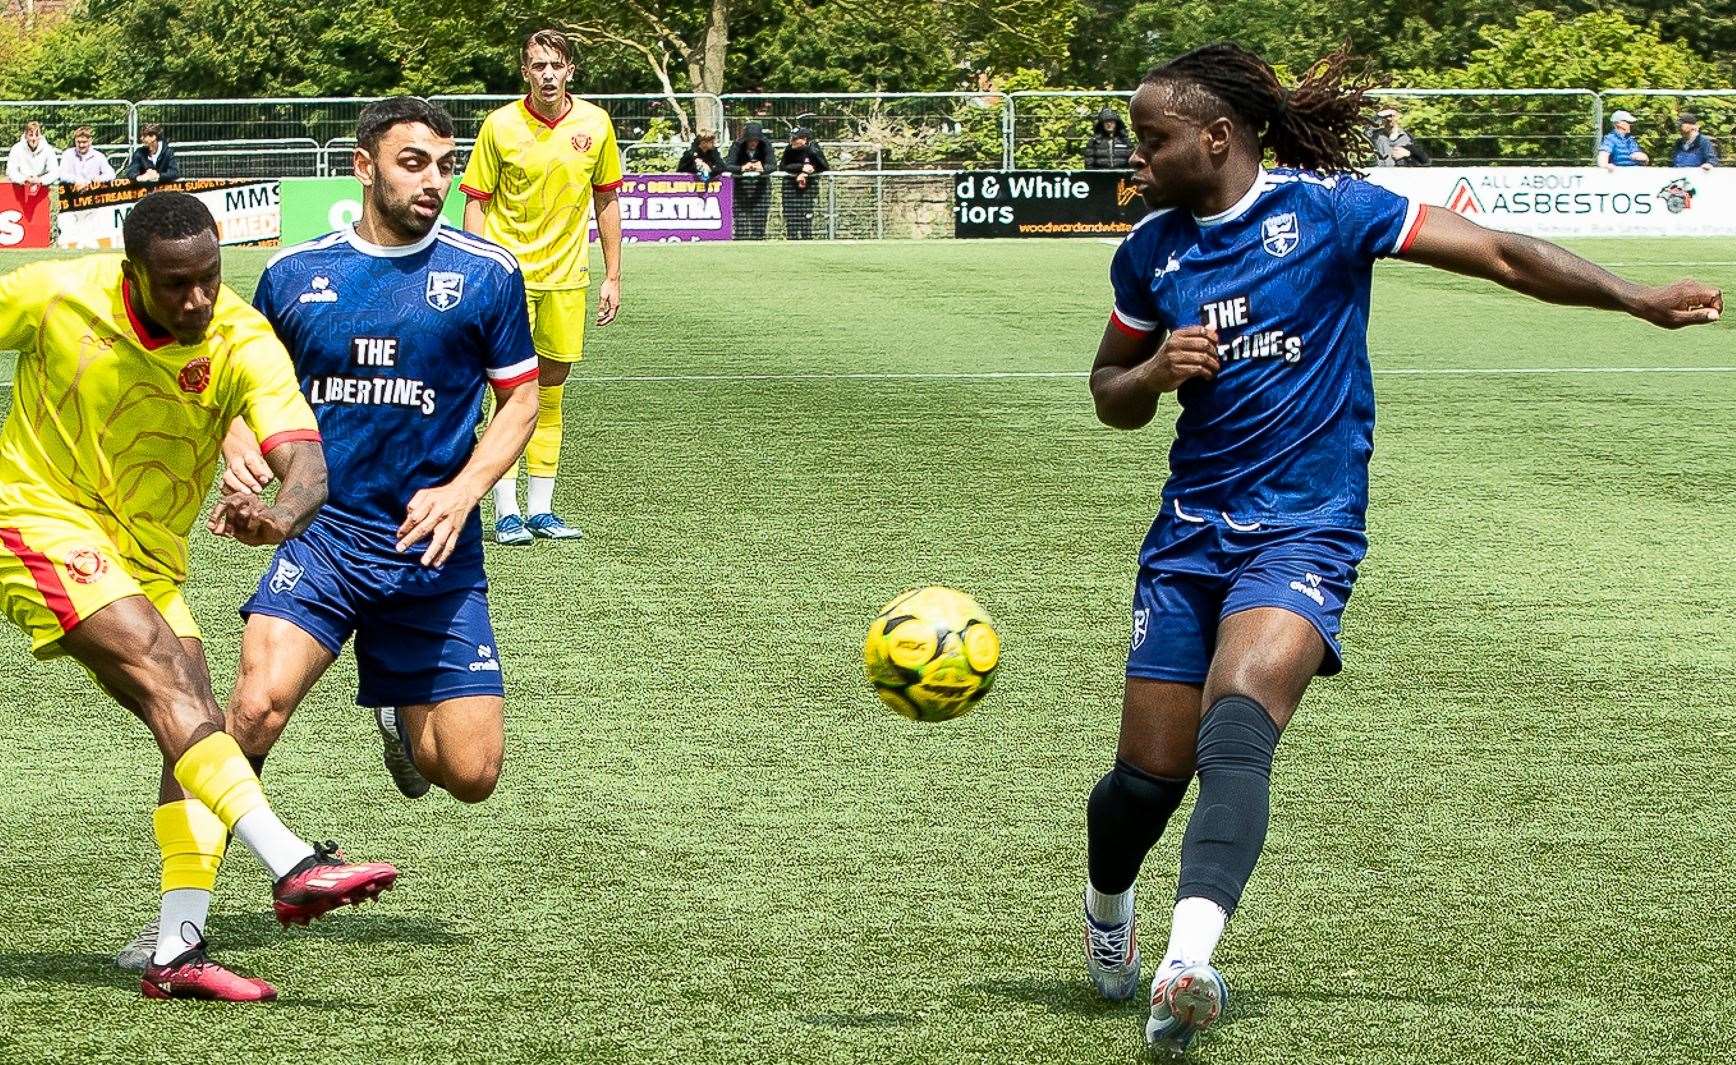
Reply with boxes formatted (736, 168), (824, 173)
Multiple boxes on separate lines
(1372, 107), (1425, 167)
(1671, 113), (1719, 170)
(1598, 111), (1648, 170)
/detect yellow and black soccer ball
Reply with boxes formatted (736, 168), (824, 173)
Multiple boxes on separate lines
(863, 586), (1001, 722)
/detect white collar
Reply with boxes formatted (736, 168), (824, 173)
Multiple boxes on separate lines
(344, 220), (442, 258)
(1195, 170), (1268, 227)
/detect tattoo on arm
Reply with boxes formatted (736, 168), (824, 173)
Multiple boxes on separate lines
(262, 441), (328, 536)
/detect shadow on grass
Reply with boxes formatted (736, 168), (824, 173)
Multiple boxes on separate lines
(799, 1011), (916, 1030)
(967, 976), (1143, 1019)
(0, 912), (465, 994)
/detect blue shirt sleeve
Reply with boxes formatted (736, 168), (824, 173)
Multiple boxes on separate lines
(251, 264), (284, 332)
(1109, 235), (1161, 334)
(482, 264), (537, 385)
(1333, 176), (1420, 263)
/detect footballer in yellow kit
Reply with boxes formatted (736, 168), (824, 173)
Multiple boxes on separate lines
(0, 256), (318, 653)
(461, 26), (624, 544)
(0, 191), (401, 1002)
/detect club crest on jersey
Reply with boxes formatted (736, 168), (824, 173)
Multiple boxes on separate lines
(571, 134), (593, 152)
(177, 356), (211, 394)
(1261, 212), (1300, 258)
(269, 557), (304, 595)
(425, 271), (465, 312)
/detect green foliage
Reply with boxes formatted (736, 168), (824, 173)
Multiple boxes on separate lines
(1390, 10), (1724, 163)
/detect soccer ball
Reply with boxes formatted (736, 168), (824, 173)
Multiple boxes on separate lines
(863, 586), (1002, 722)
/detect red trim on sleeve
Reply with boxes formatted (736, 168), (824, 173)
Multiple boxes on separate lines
(0, 527), (80, 634)
(120, 277), (175, 351)
(592, 179), (623, 193)
(258, 429), (322, 456)
(490, 368), (541, 392)
(1110, 310), (1154, 338)
(1397, 204), (1429, 256)
(459, 184), (493, 203)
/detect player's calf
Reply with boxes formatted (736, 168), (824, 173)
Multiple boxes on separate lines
(395, 698), (504, 804)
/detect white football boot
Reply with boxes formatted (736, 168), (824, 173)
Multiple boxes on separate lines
(1146, 957), (1229, 1057)
(1083, 892), (1141, 1001)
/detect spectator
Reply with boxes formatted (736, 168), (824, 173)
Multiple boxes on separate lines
(5, 121), (58, 200)
(778, 127), (829, 240)
(677, 129), (724, 182)
(1372, 107), (1428, 167)
(58, 126), (115, 189)
(1083, 107), (1133, 170)
(122, 123), (180, 185)
(724, 122), (775, 240)
(1598, 110), (1648, 170)
(1670, 113), (1718, 170)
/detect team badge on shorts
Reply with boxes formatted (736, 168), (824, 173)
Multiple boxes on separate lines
(1261, 212), (1300, 258)
(426, 271), (465, 312)
(1131, 607), (1150, 650)
(177, 356), (211, 395)
(269, 557), (304, 594)
(64, 548), (108, 585)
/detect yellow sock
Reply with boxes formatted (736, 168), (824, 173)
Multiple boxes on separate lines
(525, 383), (564, 478)
(172, 732), (267, 830)
(153, 800), (227, 893)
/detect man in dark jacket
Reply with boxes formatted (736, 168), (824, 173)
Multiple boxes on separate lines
(677, 129), (725, 182)
(778, 127), (829, 240)
(122, 123), (179, 185)
(1083, 108), (1132, 170)
(724, 123), (775, 239)
(1671, 113), (1719, 170)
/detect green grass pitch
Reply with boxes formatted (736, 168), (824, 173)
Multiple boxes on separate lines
(0, 238), (1733, 1064)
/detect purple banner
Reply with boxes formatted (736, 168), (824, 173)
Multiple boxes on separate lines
(586, 173), (733, 243)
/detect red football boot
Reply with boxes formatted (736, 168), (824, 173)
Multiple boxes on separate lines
(140, 942), (277, 1002)
(273, 841), (399, 927)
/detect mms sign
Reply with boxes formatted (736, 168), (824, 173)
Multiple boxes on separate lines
(0, 184), (51, 249)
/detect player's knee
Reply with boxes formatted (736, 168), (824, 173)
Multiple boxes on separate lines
(537, 359), (570, 387)
(441, 756), (501, 804)
(226, 688), (294, 753)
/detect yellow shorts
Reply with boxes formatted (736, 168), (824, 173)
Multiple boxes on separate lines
(526, 287), (589, 363)
(0, 510), (197, 657)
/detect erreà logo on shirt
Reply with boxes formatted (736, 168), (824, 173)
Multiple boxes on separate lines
(298, 275), (338, 304)
(426, 271), (464, 312)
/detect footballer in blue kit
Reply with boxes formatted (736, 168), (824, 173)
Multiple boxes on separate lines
(1075, 44), (1723, 1054)
(115, 98), (540, 975)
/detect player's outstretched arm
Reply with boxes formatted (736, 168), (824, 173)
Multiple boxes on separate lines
(209, 441), (328, 546)
(1404, 208), (1723, 329)
(1089, 322), (1219, 430)
(396, 380), (538, 568)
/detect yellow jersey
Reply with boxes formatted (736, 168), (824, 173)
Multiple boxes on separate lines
(459, 96), (623, 291)
(0, 255), (318, 585)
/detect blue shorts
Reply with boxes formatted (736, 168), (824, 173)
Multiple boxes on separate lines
(241, 526), (504, 708)
(1126, 514), (1367, 684)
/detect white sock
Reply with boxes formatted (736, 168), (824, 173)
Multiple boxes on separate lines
(153, 888), (212, 965)
(1162, 896), (1227, 968)
(527, 475), (556, 517)
(232, 807), (315, 880)
(1085, 882), (1135, 926)
(494, 473), (521, 519)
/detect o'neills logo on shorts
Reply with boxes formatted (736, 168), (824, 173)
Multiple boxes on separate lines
(65, 548), (108, 584)
(178, 356), (211, 394)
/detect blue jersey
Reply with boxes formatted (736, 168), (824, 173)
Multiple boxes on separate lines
(254, 223), (538, 577)
(1109, 168), (1424, 530)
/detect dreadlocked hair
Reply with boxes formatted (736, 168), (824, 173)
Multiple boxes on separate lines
(1143, 42), (1376, 174)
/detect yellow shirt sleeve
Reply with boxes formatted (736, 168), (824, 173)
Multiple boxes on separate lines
(220, 302), (319, 453)
(460, 114), (502, 202)
(592, 117), (623, 190)
(0, 262), (51, 353)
